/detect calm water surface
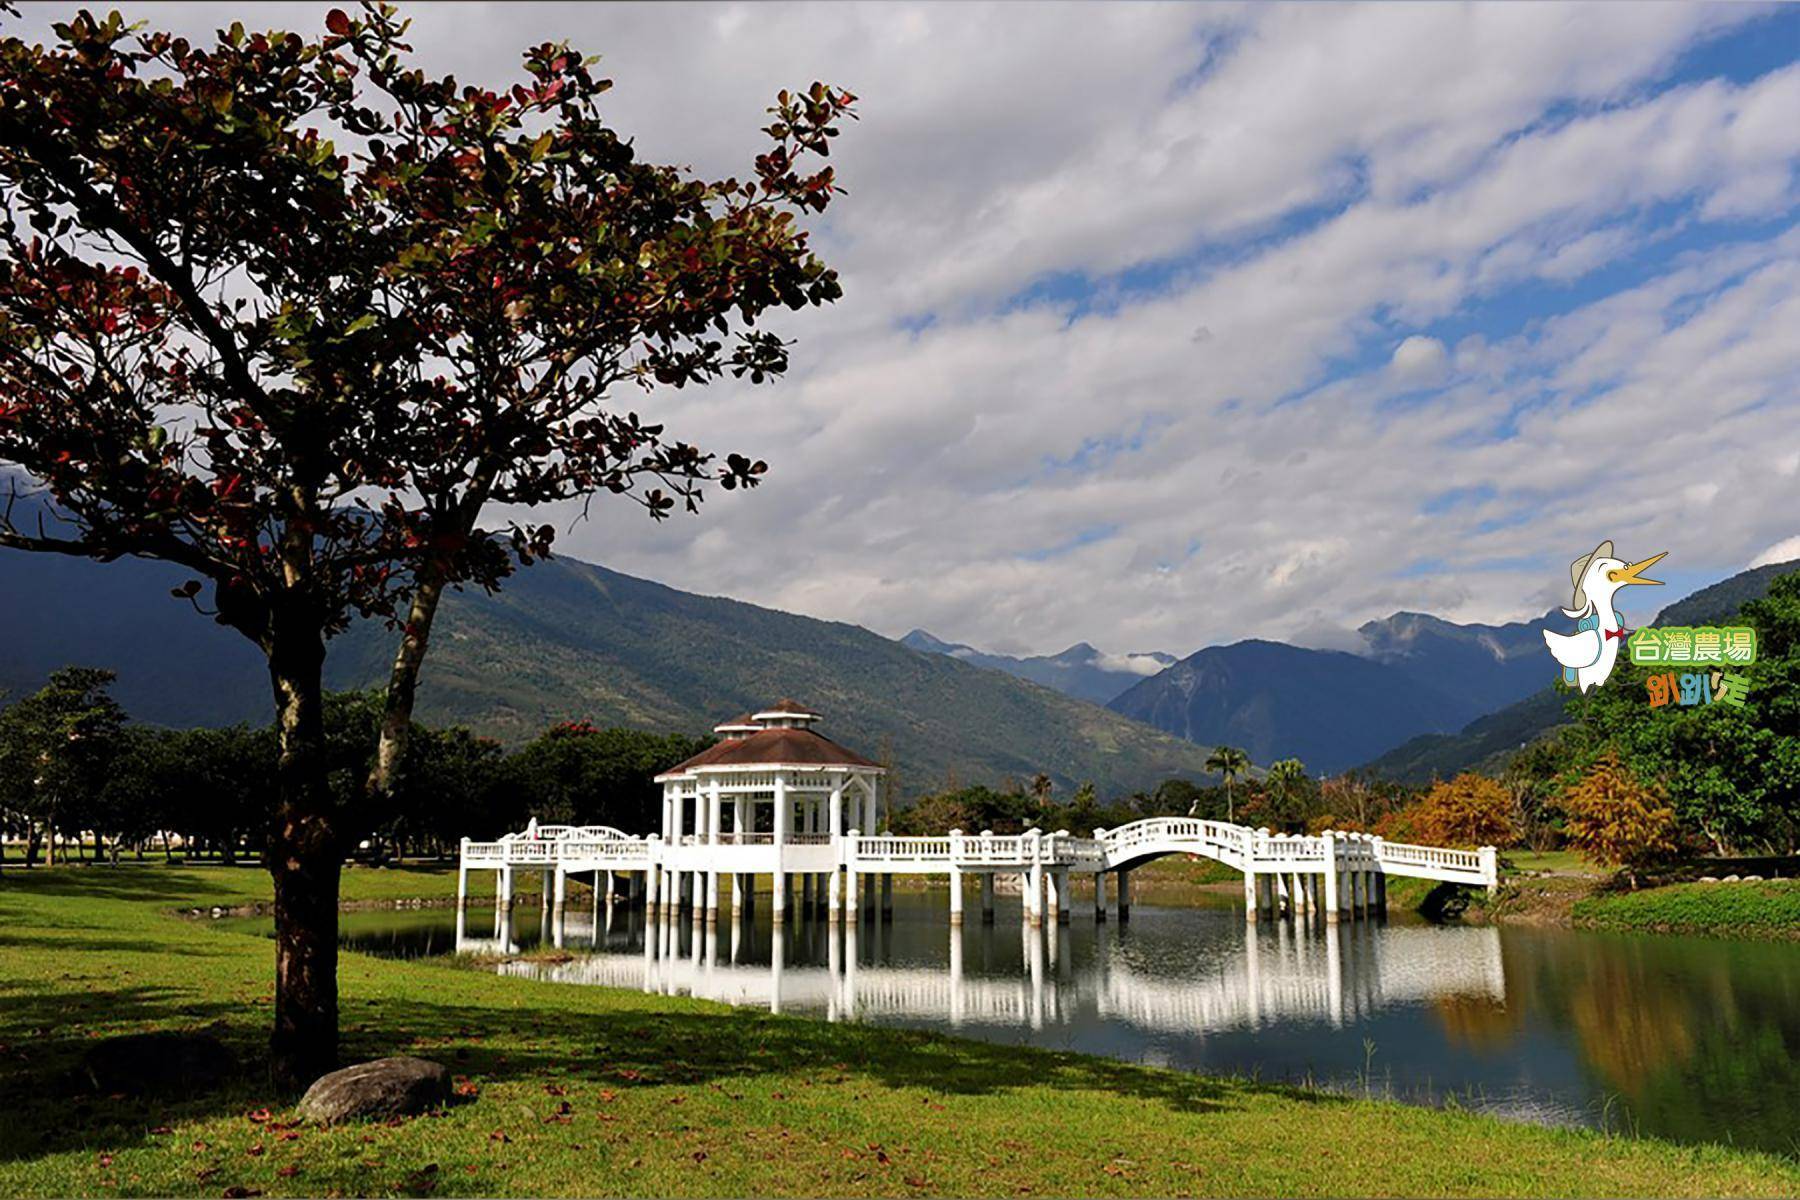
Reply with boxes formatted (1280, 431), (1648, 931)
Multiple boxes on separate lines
(302, 894), (1800, 1155)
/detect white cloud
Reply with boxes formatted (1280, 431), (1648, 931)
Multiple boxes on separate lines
(12, 2), (1797, 660)
(1750, 536), (1800, 569)
(1390, 336), (1450, 383)
(1093, 651), (1173, 677)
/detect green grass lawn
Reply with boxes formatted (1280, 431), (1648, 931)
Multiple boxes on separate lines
(1573, 878), (1800, 940)
(1505, 850), (1597, 876)
(3, 864), (1797, 1197)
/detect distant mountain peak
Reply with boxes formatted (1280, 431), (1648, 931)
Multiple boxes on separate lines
(902, 632), (1177, 706)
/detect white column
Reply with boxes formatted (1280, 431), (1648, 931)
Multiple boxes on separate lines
(772, 772), (789, 922)
(829, 776), (844, 841)
(1026, 829), (1044, 926)
(1322, 833), (1340, 923)
(553, 864), (567, 911)
(846, 829), (860, 918)
(949, 829), (965, 925)
(457, 839), (469, 910)
(1243, 867), (1259, 923)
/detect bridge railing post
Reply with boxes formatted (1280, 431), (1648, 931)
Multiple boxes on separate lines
(1480, 845), (1498, 889)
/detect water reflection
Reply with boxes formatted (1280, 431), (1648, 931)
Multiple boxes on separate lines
(315, 893), (1800, 1154)
(479, 907), (1506, 1037)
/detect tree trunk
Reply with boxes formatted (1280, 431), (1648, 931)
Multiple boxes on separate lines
(367, 570), (448, 807)
(265, 618), (340, 1091)
(25, 826), (40, 867)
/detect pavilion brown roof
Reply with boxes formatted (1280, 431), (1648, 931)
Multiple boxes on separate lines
(661, 725), (882, 775)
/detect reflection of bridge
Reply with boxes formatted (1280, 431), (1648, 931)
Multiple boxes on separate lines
(460, 905), (1506, 1032)
(460, 816), (1498, 928)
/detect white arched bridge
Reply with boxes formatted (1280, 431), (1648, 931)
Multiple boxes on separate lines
(460, 815), (1498, 927)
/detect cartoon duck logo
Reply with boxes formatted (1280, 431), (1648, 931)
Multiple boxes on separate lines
(1542, 541), (1666, 692)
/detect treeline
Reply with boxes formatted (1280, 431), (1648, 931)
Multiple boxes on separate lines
(0, 669), (709, 867)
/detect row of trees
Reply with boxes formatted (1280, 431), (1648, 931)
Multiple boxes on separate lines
(0, 668), (709, 870)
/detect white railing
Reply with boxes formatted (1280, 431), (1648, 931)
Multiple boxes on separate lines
(854, 836), (952, 862)
(462, 818), (1497, 889)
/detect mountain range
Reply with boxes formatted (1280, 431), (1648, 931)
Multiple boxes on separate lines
(899, 631), (1174, 705)
(909, 608), (1564, 775)
(1360, 557), (1799, 782)
(0, 546), (1220, 797)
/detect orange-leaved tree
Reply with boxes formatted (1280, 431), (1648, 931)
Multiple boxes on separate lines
(1404, 773), (1515, 849)
(1562, 752), (1677, 889)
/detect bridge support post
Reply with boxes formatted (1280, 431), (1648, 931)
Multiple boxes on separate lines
(948, 829), (965, 925)
(1044, 867), (1061, 926)
(1322, 832), (1340, 923)
(541, 868), (553, 913)
(846, 834), (860, 919)
(827, 867), (841, 922)
(1026, 829), (1044, 926)
(1117, 867), (1132, 923)
(881, 871), (893, 921)
(456, 840), (469, 910)
(1094, 870), (1108, 922)
(498, 864), (513, 915)
(981, 871), (995, 925)
(1055, 868), (1071, 924)
(552, 865), (567, 915)
(1243, 867), (1258, 922)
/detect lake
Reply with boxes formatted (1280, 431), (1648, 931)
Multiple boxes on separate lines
(301, 892), (1800, 1155)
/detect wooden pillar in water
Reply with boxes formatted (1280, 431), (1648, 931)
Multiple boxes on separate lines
(1117, 867), (1132, 923)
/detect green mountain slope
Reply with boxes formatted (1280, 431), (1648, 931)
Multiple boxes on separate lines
(0, 548), (1217, 796)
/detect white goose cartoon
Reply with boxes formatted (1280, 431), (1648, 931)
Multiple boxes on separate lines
(1542, 540), (1666, 692)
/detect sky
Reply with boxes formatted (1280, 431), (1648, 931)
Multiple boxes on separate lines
(17, 2), (1800, 659)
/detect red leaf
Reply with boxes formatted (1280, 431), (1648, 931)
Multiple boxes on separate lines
(325, 9), (351, 35)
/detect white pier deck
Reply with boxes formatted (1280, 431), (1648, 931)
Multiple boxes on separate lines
(460, 814), (1497, 927)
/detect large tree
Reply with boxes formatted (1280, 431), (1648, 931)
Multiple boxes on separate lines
(0, 5), (853, 1084)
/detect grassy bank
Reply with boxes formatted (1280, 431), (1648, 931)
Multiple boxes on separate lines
(4, 864), (1798, 1197)
(1572, 879), (1800, 940)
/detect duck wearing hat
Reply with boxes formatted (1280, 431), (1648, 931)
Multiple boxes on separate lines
(1542, 541), (1666, 692)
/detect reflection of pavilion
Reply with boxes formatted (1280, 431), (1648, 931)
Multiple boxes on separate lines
(462, 902), (1506, 1033)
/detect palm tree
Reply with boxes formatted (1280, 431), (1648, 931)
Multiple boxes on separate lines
(1264, 758), (1309, 830)
(1204, 745), (1251, 822)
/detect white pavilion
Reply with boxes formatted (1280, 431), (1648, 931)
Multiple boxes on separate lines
(652, 699), (885, 922)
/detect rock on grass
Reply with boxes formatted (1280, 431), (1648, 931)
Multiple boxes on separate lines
(297, 1056), (451, 1125)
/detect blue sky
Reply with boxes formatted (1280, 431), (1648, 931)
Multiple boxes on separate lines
(51, 2), (1800, 657)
